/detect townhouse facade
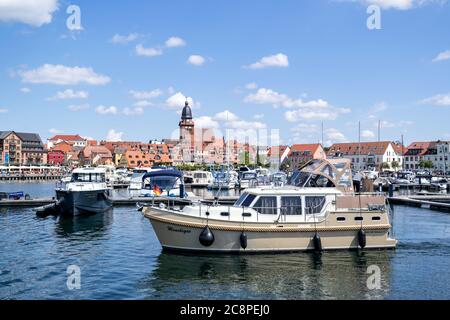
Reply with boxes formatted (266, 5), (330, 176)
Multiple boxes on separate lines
(327, 141), (403, 171)
(287, 144), (326, 170)
(0, 131), (46, 165)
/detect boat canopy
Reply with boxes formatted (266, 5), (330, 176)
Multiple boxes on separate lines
(289, 159), (353, 192)
(142, 169), (183, 180)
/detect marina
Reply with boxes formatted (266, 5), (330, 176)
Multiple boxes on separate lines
(0, 181), (449, 299)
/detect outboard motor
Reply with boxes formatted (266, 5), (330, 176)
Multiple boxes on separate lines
(199, 226), (215, 247)
(240, 232), (248, 250)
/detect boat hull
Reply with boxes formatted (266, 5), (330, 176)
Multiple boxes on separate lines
(144, 208), (397, 253)
(56, 190), (112, 215)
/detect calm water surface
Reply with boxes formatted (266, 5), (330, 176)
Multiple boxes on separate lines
(0, 182), (449, 299)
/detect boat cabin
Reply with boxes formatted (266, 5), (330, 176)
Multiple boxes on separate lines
(71, 168), (107, 183)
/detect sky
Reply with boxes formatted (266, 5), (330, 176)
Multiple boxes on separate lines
(0, 0), (450, 147)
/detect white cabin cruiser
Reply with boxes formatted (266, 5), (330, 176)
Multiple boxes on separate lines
(238, 171), (258, 189)
(190, 170), (214, 188)
(55, 167), (112, 215)
(210, 171), (238, 190)
(143, 159), (397, 253)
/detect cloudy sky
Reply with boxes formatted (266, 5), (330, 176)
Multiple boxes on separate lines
(0, 0), (449, 146)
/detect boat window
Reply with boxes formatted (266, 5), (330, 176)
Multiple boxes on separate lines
(281, 197), (302, 215)
(337, 169), (352, 188)
(235, 193), (249, 206)
(305, 196), (326, 214)
(253, 196), (277, 215)
(288, 171), (311, 187)
(241, 194), (256, 207)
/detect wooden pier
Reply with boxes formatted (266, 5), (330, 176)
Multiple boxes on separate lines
(389, 195), (450, 212)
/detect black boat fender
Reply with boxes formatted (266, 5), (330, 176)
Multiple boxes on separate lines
(199, 226), (215, 247)
(313, 233), (322, 252)
(358, 229), (366, 249)
(240, 232), (248, 250)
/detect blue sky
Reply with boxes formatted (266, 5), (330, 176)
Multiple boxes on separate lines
(0, 0), (449, 146)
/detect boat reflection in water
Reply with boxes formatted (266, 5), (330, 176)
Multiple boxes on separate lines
(55, 208), (114, 237)
(143, 250), (393, 300)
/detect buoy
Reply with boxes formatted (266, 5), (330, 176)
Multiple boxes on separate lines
(313, 233), (322, 252)
(358, 229), (366, 249)
(199, 226), (215, 247)
(240, 232), (248, 249)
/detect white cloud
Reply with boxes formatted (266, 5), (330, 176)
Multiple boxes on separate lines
(123, 107), (144, 116)
(96, 105), (118, 115)
(187, 55), (206, 66)
(111, 33), (140, 44)
(356, 0), (435, 10)
(244, 87), (350, 121)
(133, 100), (154, 107)
(376, 120), (415, 128)
(19, 64), (111, 85)
(214, 110), (240, 122)
(433, 50), (450, 62)
(195, 116), (220, 129)
(165, 36), (186, 48)
(245, 82), (258, 90)
(136, 44), (163, 57)
(361, 130), (375, 139)
(0, 108), (7, 113)
(245, 53), (289, 69)
(420, 93), (450, 106)
(68, 104), (90, 112)
(166, 92), (197, 110)
(106, 129), (123, 142)
(49, 128), (63, 134)
(20, 87), (31, 93)
(253, 113), (264, 120)
(326, 128), (347, 143)
(129, 88), (163, 100)
(213, 110), (266, 130)
(47, 89), (89, 100)
(0, 0), (59, 27)
(291, 123), (319, 134)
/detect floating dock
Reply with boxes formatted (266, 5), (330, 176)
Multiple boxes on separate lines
(389, 195), (450, 212)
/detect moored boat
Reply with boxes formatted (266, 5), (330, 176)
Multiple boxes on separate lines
(142, 159), (397, 253)
(55, 167), (112, 215)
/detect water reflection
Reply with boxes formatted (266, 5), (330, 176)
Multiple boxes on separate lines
(143, 250), (393, 300)
(54, 209), (114, 238)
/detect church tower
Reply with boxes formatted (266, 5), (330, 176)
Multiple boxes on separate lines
(179, 100), (195, 161)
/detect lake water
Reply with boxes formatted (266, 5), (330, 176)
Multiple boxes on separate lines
(0, 182), (449, 299)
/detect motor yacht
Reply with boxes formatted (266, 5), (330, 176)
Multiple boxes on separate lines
(142, 159), (397, 253)
(190, 170), (214, 188)
(55, 167), (112, 215)
(238, 171), (258, 189)
(210, 171), (238, 190)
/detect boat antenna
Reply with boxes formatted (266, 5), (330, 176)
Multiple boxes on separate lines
(357, 121), (366, 249)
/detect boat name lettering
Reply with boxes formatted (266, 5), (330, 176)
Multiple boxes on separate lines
(168, 226), (191, 234)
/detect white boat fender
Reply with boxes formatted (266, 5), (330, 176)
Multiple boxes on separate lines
(313, 234), (322, 252)
(358, 229), (366, 249)
(240, 232), (248, 250)
(199, 226), (215, 247)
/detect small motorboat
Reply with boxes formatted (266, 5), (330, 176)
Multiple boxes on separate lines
(238, 171), (258, 189)
(190, 170), (214, 188)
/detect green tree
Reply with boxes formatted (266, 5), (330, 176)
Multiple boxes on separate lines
(419, 160), (434, 169)
(391, 160), (400, 170)
(381, 162), (390, 170)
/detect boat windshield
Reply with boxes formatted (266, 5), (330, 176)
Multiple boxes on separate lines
(71, 173), (105, 183)
(242, 172), (257, 180)
(234, 193), (256, 207)
(288, 171), (335, 188)
(147, 176), (179, 191)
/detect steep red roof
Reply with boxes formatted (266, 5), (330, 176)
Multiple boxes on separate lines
(268, 145), (289, 157)
(328, 141), (392, 156)
(49, 134), (84, 141)
(289, 144), (321, 156)
(404, 141), (436, 156)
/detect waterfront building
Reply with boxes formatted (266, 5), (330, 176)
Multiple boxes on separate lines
(47, 149), (66, 165)
(327, 141), (403, 171)
(178, 101), (196, 163)
(287, 144), (326, 170)
(47, 134), (86, 149)
(79, 145), (113, 166)
(267, 145), (290, 169)
(436, 141), (450, 173)
(0, 131), (46, 165)
(403, 141), (437, 170)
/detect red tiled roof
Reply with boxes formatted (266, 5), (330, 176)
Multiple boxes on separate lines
(289, 144), (321, 156)
(48, 134), (84, 141)
(327, 141), (392, 156)
(404, 141), (436, 156)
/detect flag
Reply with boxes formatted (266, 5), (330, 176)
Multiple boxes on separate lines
(153, 184), (162, 196)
